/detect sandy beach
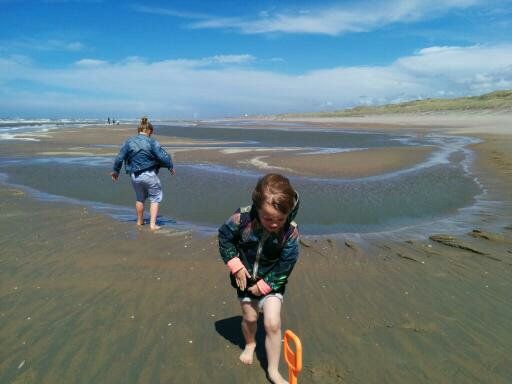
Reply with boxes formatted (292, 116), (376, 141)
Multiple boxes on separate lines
(1, 112), (511, 383)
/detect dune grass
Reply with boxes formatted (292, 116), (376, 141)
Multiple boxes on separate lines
(277, 90), (512, 118)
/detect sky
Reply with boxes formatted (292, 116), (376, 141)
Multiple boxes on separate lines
(1, 0), (512, 119)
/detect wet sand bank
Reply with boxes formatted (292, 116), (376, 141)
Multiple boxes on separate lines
(175, 145), (432, 178)
(0, 123), (434, 179)
(1, 183), (511, 383)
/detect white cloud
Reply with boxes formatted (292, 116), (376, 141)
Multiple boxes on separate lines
(1, 44), (511, 118)
(184, 0), (484, 35)
(208, 54), (255, 64)
(131, 4), (210, 19)
(394, 45), (512, 93)
(397, 45), (512, 75)
(0, 38), (85, 52)
(0, 37), (85, 52)
(74, 59), (108, 67)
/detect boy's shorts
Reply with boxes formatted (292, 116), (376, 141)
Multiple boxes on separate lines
(239, 293), (283, 312)
(130, 170), (163, 203)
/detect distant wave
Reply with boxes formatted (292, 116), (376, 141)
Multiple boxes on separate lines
(0, 119), (108, 142)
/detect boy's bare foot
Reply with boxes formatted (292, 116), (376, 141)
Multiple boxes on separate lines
(268, 370), (288, 384)
(150, 224), (161, 231)
(136, 221), (144, 226)
(239, 343), (256, 365)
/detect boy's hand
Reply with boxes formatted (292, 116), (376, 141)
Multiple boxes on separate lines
(110, 172), (119, 182)
(235, 268), (251, 291)
(248, 284), (262, 296)
(169, 168), (176, 176)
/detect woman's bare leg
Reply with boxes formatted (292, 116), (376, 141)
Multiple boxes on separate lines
(149, 202), (160, 230)
(135, 201), (144, 225)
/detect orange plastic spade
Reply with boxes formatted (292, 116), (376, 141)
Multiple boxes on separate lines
(283, 330), (302, 384)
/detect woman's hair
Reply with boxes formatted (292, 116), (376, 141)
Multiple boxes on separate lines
(252, 173), (295, 214)
(137, 116), (154, 134)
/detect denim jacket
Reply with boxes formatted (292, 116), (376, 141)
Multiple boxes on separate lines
(112, 134), (173, 175)
(218, 194), (300, 295)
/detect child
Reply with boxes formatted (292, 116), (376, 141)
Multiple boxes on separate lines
(218, 173), (300, 384)
(111, 116), (176, 230)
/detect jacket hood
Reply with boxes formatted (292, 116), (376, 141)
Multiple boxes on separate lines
(287, 191), (300, 223)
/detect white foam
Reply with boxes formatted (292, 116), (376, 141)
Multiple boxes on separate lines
(0, 119), (105, 142)
(0, 133), (40, 141)
(221, 147), (298, 154)
(302, 147), (368, 155)
(240, 156), (295, 173)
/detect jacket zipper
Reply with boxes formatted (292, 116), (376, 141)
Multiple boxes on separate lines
(252, 232), (269, 280)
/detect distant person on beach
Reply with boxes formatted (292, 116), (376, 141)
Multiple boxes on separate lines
(218, 173), (300, 384)
(111, 116), (176, 230)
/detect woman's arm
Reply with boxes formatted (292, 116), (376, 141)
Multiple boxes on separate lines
(112, 142), (128, 175)
(151, 139), (173, 170)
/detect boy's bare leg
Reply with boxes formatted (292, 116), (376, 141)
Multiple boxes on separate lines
(263, 297), (288, 384)
(149, 202), (161, 230)
(135, 201), (144, 225)
(240, 301), (259, 364)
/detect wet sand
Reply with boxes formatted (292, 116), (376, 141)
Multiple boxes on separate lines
(176, 145), (432, 178)
(0, 123), (433, 179)
(1, 114), (511, 383)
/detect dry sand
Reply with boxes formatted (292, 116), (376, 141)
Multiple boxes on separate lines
(1, 113), (511, 383)
(269, 111), (512, 135)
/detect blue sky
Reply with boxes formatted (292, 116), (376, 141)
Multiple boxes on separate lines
(1, 0), (512, 119)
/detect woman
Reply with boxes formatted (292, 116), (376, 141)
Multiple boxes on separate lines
(111, 117), (176, 230)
